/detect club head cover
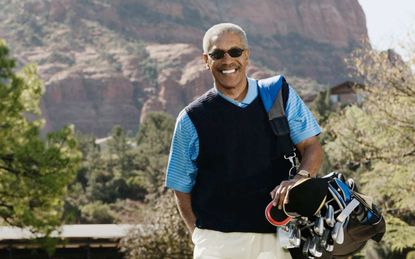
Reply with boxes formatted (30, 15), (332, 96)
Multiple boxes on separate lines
(265, 178), (329, 226)
(284, 178), (329, 217)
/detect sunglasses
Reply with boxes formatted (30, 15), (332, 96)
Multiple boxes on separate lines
(208, 47), (245, 60)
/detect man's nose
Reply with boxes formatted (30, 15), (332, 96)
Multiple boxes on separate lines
(221, 52), (233, 63)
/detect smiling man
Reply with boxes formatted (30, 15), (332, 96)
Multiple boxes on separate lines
(203, 31), (249, 101)
(165, 23), (323, 259)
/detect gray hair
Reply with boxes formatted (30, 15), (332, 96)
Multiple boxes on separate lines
(202, 23), (249, 53)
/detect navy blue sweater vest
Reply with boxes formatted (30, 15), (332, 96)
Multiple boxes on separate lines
(185, 88), (292, 233)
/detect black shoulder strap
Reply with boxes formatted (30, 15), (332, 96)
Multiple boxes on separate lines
(267, 79), (298, 178)
(268, 79), (291, 140)
(268, 78), (289, 121)
(282, 78), (289, 109)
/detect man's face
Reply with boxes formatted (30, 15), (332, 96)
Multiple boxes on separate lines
(203, 32), (250, 93)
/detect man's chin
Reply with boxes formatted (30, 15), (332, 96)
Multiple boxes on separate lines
(215, 78), (246, 91)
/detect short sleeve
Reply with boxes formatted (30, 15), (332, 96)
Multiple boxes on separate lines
(165, 110), (199, 193)
(285, 86), (321, 144)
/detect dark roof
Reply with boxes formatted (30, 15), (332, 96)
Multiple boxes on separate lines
(330, 81), (364, 94)
(0, 224), (136, 249)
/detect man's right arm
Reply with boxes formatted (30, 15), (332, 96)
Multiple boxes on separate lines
(165, 110), (199, 235)
(174, 191), (196, 234)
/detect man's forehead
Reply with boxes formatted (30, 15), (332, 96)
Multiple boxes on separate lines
(209, 32), (244, 49)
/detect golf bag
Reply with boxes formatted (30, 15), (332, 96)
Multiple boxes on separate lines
(258, 76), (386, 258)
(274, 172), (386, 258)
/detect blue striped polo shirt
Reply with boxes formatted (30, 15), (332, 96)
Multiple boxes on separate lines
(165, 77), (321, 193)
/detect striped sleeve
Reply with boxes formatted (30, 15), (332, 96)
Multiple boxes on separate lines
(165, 109), (199, 193)
(285, 86), (321, 144)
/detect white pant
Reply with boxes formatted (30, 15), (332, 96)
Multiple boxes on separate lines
(192, 228), (292, 259)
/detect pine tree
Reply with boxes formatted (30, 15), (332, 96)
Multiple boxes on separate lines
(0, 39), (80, 234)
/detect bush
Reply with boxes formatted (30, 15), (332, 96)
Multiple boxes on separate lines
(120, 190), (193, 259)
(80, 202), (116, 224)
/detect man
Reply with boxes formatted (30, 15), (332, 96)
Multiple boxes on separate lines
(165, 23), (323, 259)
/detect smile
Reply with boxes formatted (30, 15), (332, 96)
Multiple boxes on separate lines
(221, 69), (237, 74)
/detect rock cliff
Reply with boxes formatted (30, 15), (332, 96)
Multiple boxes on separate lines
(0, 0), (367, 136)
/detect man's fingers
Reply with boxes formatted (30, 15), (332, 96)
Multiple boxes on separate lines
(272, 185), (286, 208)
(271, 185), (281, 207)
(277, 185), (287, 209)
(270, 186), (279, 200)
(270, 180), (296, 208)
(284, 187), (291, 204)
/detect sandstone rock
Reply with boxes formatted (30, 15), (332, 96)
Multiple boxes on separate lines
(0, 0), (368, 136)
(43, 64), (140, 136)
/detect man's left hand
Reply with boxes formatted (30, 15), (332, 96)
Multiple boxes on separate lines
(270, 136), (323, 209)
(269, 175), (307, 209)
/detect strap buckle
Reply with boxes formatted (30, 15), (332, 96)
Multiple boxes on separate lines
(284, 152), (297, 179)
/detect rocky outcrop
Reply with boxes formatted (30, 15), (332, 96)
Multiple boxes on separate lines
(44, 70), (140, 136)
(0, 0), (368, 136)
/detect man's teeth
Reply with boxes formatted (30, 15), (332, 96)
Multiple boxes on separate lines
(222, 69), (236, 74)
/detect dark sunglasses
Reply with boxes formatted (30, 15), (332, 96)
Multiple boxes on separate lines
(208, 47), (245, 60)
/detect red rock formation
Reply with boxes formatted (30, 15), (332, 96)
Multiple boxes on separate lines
(0, 0), (369, 136)
(43, 67), (140, 136)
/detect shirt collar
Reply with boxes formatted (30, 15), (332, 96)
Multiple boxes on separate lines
(215, 77), (258, 107)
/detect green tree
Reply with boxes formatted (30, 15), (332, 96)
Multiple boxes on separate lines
(324, 46), (415, 257)
(309, 88), (337, 175)
(86, 126), (143, 203)
(0, 40), (80, 233)
(310, 88), (334, 125)
(63, 133), (98, 224)
(64, 126), (149, 224)
(133, 112), (175, 197)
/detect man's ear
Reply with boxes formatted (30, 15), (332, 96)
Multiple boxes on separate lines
(244, 49), (250, 62)
(203, 53), (210, 69)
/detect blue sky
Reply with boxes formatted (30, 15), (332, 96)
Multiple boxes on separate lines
(358, 0), (415, 59)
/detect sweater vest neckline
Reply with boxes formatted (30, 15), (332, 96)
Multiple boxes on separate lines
(212, 88), (261, 112)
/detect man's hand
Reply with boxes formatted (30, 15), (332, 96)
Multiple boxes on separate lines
(270, 176), (307, 209)
(174, 191), (197, 235)
(270, 136), (323, 209)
